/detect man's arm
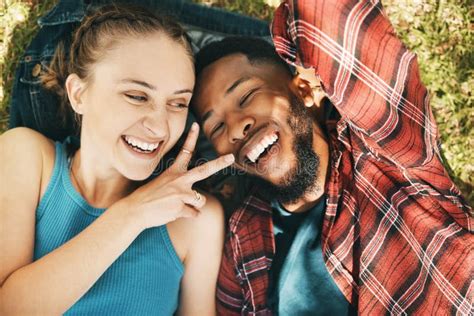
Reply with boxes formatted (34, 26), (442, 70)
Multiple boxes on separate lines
(272, 0), (438, 168)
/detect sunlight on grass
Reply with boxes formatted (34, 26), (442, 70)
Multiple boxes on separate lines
(1, 2), (31, 120)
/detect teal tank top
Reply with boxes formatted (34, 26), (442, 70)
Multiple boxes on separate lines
(33, 139), (184, 315)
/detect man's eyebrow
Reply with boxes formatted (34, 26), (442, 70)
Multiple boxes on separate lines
(225, 76), (252, 95)
(120, 79), (192, 95)
(201, 110), (214, 126)
(201, 76), (252, 127)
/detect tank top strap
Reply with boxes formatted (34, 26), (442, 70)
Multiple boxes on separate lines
(36, 140), (67, 221)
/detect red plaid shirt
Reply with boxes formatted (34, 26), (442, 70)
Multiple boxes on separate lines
(216, 0), (473, 315)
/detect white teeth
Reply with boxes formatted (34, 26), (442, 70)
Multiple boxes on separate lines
(124, 136), (159, 152)
(246, 133), (279, 163)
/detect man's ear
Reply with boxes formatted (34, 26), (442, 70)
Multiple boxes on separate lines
(65, 74), (86, 115)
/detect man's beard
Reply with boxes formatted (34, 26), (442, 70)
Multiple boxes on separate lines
(255, 93), (320, 205)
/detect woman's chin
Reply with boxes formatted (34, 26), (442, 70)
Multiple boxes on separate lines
(116, 163), (158, 182)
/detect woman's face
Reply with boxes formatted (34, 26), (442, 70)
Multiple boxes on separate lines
(77, 32), (194, 180)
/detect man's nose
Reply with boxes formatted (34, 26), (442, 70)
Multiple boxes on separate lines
(227, 114), (255, 143)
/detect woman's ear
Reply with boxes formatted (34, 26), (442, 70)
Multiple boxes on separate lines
(65, 74), (86, 115)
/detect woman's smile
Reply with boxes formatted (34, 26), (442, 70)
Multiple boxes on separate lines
(120, 134), (164, 160)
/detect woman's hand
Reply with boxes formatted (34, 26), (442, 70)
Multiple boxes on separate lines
(119, 123), (234, 230)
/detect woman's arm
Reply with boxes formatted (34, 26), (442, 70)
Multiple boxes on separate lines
(176, 194), (225, 316)
(0, 126), (233, 315)
(0, 128), (144, 315)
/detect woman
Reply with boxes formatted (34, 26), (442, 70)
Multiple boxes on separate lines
(0, 4), (233, 315)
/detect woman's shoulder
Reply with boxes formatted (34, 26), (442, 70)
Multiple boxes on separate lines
(167, 193), (225, 261)
(1, 127), (55, 151)
(1, 127), (57, 197)
(170, 193), (224, 232)
(185, 193), (224, 237)
(195, 193), (225, 226)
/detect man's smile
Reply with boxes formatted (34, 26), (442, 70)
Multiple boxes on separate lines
(237, 123), (282, 170)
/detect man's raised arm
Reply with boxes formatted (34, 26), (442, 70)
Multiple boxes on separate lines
(272, 0), (438, 168)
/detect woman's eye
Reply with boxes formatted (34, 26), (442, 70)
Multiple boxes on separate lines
(239, 88), (259, 107)
(125, 93), (147, 103)
(169, 102), (188, 109)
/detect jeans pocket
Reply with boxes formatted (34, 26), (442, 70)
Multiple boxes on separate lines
(18, 54), (67, 139)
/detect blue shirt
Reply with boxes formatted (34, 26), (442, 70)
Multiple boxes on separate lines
(269, 198), (354, 315)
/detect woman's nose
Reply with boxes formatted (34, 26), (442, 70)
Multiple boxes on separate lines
(142, 109), (168, 139)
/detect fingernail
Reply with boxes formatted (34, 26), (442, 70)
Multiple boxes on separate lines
(224, 154), (235, 163)
(191, 122), (198, 131)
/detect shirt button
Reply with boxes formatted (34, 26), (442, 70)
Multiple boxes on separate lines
(32, 64), (42, 77)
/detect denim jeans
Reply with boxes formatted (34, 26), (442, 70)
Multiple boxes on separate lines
(9, 0), (270, 141)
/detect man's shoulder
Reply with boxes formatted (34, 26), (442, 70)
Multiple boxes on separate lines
(227, 189), (273, 235)
(224, 189), (275, 272)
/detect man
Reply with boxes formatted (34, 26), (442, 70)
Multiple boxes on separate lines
(191, 0), (473, 314)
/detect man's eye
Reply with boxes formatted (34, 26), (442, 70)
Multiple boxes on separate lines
(239, 88), (259, 107)
(211, 122), (224, 137)
(125, 93), (147, 103)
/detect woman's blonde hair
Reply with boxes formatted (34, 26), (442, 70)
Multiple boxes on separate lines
(41, 4), (193, 133)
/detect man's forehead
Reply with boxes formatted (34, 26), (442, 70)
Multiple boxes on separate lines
(193, 53), (289, 119)
(200, 54), (253, 84)
(194, 54), (254, 114)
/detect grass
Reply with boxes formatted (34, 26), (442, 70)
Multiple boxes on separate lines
(1, 0), (472, 204)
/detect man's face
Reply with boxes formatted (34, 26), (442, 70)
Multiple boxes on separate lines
(193, 54), (322, 203)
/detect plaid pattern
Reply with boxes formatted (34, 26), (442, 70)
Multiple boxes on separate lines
(216, 0), (473, 315)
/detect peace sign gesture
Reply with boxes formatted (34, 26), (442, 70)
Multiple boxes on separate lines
(120, 123), (234, 230)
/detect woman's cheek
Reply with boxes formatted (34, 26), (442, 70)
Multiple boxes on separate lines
(169, 113), (188, 143)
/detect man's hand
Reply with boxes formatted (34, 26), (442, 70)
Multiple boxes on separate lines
(296, 65), (327, 108)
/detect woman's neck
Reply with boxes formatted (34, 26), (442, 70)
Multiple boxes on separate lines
(70, 149), (137, 209)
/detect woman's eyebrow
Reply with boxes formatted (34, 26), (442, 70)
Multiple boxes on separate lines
(173, 89), (193, 95)
(119, 79), (192, 95)
(120, 79), (156, 90)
